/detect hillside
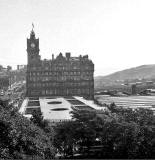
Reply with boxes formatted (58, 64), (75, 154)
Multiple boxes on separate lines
(95, 64), (155, 88)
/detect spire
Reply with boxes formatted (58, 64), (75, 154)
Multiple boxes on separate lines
(32, 23), (34, 30)
(30, 23), (35, 38)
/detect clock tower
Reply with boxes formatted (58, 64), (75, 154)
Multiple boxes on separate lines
(27, 27), (40, 64)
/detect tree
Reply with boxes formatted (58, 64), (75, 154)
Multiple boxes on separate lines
(54, 104), (155, 159)
(7, 65), (12, 72)
(54, 121), (78, 158)
(30, 109), (54, 136)
(0, 104), (55, 159)
(30, 109), (44, 127)
(54, 109), (102, 158)
(0, 65), (3, 71)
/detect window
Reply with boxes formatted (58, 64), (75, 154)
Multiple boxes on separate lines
(42, 90), (45, 95)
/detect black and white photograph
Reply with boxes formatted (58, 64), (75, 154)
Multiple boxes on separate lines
(0, 0), (155, 159)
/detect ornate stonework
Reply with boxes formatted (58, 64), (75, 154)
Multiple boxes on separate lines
(26, 29), (94, 99)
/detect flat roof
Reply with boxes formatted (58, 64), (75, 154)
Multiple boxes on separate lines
(40, 97), (73, 120)
(95, 95), (155, 109)
(19, 96), (104, 122)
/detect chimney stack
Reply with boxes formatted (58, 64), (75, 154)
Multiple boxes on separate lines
(66, 52), (71, 60)
(52, 54), (54, 60)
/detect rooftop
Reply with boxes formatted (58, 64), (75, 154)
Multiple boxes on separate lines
(96, 95), (155, 111)
(19, 96), (104, 122)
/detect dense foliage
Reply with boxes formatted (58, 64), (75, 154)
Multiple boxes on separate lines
(0, 103), (55, 159)
(1, 96), (155, 159)
(54, 103), (155, 159)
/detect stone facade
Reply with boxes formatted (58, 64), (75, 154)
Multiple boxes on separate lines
(26, 29), (94, 99)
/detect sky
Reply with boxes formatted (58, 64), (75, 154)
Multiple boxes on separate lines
(0, 0), (155, 76)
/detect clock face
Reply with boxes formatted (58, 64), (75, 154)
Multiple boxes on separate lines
(31, 43), (35, 48)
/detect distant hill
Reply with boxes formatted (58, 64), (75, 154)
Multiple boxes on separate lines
(95, 64), (155, 88)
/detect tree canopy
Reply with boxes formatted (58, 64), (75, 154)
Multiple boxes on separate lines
(0, 103), (55, 159)
(1, 97), (155, 159)
(54, 104), (155, 159)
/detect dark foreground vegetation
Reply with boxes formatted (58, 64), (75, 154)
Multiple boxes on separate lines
(0, 99), (155, 159)
(0, 102), (55, 159)
(54, 103), (155, 159)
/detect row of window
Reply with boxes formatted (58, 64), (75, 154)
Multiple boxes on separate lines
(29, 65), (93, 71)
(28, 81), (94, 87)
(28, 71), (93, 76)
(30, 88), (93, 96)
(28, 76), (93, 82)
(31, 65), (93, 71)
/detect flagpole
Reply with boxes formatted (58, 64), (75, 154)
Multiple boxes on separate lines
(32, 23), (34, 30)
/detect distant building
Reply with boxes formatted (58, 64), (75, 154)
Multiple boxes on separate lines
(10, 70), (26, 84)
(131, 84), (137, 95)
(0, 76), (9, 89)
(0, 66), (9, 89)
(26, 28), (94, 99)
(17, 65), (27, 70)
(146, 81), (154, 85)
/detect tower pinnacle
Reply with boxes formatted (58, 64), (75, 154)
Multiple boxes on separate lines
(32, 23), (34, 30)
(30, 23), (35, 38)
